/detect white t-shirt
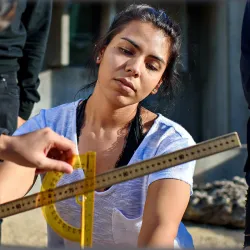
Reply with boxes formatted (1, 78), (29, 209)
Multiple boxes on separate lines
(14, 100), (196, 249)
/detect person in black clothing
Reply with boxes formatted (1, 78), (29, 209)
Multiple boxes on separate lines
(0, 0), (52, 244)
(241, 0), (250, 248)
(0, 0), (52, 134)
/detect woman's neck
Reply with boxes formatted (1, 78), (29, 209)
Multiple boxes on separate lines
(84, 87), (138, 132)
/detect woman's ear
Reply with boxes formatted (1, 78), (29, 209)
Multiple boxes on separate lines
(151, 79), (163, 95)
(96, 47), (106, 64)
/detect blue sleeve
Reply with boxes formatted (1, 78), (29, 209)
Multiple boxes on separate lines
(147, 137), (196, 195)
(13, 110), (47, 136)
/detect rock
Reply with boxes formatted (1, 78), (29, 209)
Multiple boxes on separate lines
(183, 176), (248, 228)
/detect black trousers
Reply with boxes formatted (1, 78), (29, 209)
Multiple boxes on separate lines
(0, 72), (19, 135)
(0, 72), (19, 244)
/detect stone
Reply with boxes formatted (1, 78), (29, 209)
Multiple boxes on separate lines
(183, 176), (247, 228)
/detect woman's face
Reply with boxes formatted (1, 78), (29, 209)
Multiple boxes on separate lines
(96, 20), (171, 107)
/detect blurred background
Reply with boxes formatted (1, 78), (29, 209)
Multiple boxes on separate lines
(2, 0), (249, 248)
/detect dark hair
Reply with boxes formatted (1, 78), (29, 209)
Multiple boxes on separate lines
(79, 4), (182, 113)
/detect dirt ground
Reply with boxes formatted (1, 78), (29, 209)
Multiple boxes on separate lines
(1, 180), (244, 249)
(1, 208), (244, 248)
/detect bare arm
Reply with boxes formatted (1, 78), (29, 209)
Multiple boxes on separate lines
(137, 179), (190, 248)
(0, 159), (36, 205)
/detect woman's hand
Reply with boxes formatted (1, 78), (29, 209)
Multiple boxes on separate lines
(0, 127), (76, 174)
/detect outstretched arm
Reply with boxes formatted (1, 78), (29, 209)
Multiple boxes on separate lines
(138, 178), (190, 248)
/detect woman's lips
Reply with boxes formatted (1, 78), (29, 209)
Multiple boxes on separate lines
(115, 78), (136, 92)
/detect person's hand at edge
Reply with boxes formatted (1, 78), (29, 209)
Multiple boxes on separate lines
(17, 116), (26, 128)
(0, 127), (76, 174)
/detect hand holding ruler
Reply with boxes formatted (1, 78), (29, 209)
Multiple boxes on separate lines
(0, 132), (242, 248)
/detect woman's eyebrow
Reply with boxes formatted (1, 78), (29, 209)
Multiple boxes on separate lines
(120, 37), (166, 65)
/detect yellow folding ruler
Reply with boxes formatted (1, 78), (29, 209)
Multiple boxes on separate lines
(40, 152), (96, 247)
(0, 132), (241, 248)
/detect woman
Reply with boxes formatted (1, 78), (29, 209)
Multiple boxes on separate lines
(0, 4), (196, 249)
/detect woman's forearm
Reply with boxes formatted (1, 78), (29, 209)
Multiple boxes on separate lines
(138, 224), (176, 248)
(0, 134), (36, 204)
(0, 133), (10, 160)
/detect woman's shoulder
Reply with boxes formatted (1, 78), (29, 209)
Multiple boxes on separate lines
(141, 108), (195, 144)
(31, 100), (82, 131)
(43, 99), (81, 117)
(156, 114), (195, 141)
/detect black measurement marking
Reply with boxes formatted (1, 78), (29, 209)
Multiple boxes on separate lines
(12, 207), (14, 209)
(203, 148), (206, 151)
(1, 210), (4, 212)
(152, 164), (155, 167)
(191, 152), (194, 155)
(163, 160), (166, 164)
(209, 147), (211, 150)
(65, 191), (67, 194)
(59, 192), (62, 195)
(220, 143), (223, 146)
(174, 157), (177, 160)
(231, 140), (235, 142)
(123, 172), (128, 177)
(68, 188), (74, 193)
(102, 179), (106, 182)
(48, 194), (52, 198)
(169, 159), (172, 162)
(197, 150), (200, 153)
(140, 168), (144, 170)
(146, 166), (149, 169)
(157, 162), (161, 165)
(179, 154), (184, 160)
(214, 145), (217, 148)
(135, 169), (138, 172)
(226, 141), (229, 144)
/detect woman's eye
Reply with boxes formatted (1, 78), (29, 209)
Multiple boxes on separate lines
(119, 47), (133, 55)
(146, 63), (158, 71)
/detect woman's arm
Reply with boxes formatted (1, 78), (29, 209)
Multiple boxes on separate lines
(0, 159), (36, 204)
(137, 178), (190, 248)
